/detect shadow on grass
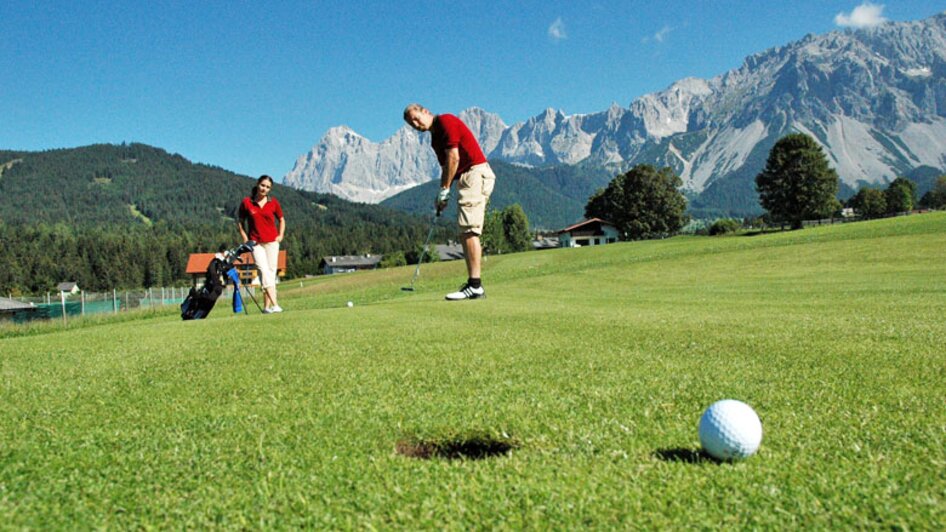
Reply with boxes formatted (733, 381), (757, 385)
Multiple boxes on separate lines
(396, 433), (518, 460)
(741, 228), (787, 237)
(654, 447), (721, 464)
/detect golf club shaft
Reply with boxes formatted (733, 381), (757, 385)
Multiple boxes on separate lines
(408, 212), (439, 288)
(243, 283), (264, 313)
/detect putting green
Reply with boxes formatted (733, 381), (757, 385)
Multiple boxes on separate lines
(1, 212), (944, 528)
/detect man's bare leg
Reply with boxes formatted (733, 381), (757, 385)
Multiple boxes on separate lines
(445, 232), (486, 300)
(462, 232), (481, 279)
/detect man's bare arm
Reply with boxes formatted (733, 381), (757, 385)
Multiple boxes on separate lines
(435, 147), (460, 213)
(440, 147), (460, 189)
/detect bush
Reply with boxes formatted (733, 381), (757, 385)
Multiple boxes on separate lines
(918, 175), (946, 209)
(379, 251), (407, 269)
(405, 245), (439, 265)
(885, 177), (916, 214)
(708, 218), (742, 236)
(848, 188), (886, 218)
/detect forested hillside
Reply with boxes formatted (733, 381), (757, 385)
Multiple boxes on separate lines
(0, 144), (439, 294)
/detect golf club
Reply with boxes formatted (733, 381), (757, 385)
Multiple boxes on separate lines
(242, 281), (264, 313)
(402, 211), (440, 291)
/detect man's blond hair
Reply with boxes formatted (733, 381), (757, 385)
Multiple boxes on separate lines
(403, 103), (428, 122)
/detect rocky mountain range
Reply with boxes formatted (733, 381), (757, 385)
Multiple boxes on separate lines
(285, 13), (946, 211)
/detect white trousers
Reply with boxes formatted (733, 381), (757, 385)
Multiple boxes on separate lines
(252, 241), (280, 289)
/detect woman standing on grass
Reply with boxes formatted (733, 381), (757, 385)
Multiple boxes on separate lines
(238, 175), (286, 314)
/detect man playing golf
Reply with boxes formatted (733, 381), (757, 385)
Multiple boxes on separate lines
(404, 103), (496, 300)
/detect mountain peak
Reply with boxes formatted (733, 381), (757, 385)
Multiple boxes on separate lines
(322, 126), (365, 144)
(286, 12), (946, 206)
(460, 106), (491, 116)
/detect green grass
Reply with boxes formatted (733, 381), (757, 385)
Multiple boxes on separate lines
(2, 213), (945, 528)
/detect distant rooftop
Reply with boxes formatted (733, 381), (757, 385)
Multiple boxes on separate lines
(435, 243), (464, 261)
(321, 254), (383, 268)
(0, 297), (35, 312)
(558, 218), (616, 234)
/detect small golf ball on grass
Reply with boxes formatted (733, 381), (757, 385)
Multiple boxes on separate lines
(698, 399), (762, 461)
(347, 301), (353, 308)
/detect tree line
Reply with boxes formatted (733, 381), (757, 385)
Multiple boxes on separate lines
(0, 220), (439, 295)
(755, 133), (944, 227)
(3, 140), (941, 295)
(0, 143), (441, 295)
(580, 133), (944, 239)
(847, 175), (946, 218)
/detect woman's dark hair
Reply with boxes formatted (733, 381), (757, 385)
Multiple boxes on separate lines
(252, 174), (275, 199)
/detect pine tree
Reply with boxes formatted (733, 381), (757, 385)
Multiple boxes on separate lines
(501, 204), (532, 252)
(481, 210), (508, 254)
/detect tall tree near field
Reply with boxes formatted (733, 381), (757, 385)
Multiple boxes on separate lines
(584, 164), (689, 240)
(884, 177), (917, 214)
(755, 133), (840, 229)
(919, 175), (946, 209)
(848, 188), (887, 218)
(501, 204), (532, 252)
(481, 210), (509, 254)
(585, 187), (615, 225)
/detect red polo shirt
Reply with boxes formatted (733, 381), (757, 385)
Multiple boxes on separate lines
(431, 114), (487, 177)
(239, 196), (283, 243)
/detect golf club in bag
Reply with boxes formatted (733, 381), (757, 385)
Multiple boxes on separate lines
(402, 211), (440, 291)
(181, 241), (260, 320)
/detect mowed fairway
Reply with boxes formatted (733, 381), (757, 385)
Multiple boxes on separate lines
(2, 213), (945, 528)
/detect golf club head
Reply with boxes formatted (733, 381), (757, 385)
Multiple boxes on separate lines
(236, 241), (256, 255)
(401, 210), (439, 294)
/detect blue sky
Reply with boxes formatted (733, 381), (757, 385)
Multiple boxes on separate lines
(1, 1), (942, 180)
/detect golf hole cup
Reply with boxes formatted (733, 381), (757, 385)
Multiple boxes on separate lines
(698, 399), (762, 460)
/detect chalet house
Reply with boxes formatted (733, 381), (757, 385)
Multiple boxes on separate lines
(185, 250), (287, 286)
(320, 254), (382, 275)
(557, 218), (620, 248)
(57, 282), (80, 295)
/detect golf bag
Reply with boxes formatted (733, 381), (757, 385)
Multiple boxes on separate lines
(181, 241), (256, 320)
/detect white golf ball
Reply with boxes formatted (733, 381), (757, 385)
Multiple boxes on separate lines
(347, 301), (353, 308)
(698, 399), (762, 460)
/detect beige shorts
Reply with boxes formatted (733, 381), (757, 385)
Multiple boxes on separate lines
(456, 163), (496, 235)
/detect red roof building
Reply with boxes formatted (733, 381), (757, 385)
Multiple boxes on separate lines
(186, 251), (287, 285)
(557, 218), (620, 248)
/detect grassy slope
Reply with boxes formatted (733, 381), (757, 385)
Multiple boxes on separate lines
(1, 213), (945, 528)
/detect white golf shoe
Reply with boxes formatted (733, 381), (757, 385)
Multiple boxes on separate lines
(445, 283), (485, 301)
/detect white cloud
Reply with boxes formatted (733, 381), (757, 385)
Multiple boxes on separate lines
(654, 25), (673, 43)
(642, 25), (673, 44)
(835, 2), (887, 28)
(548, 17), (567, 41)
